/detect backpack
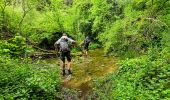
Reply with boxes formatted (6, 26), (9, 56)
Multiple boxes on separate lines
(84, 37), (90, 44)
(60, 38), (69, 52)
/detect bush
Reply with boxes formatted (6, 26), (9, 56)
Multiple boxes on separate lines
(0, 56), (62, 99)
(89, 43), (100, 50)
(0, 36), (33, 57)
(92, 49), (170, 99)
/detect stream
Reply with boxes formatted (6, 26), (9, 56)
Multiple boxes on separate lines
(43, 49), (117, 99)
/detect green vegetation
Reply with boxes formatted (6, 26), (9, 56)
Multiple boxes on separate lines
(0, 56), (61, 99)
(92, 49), (170, 99)
(0, 0), (170, 99)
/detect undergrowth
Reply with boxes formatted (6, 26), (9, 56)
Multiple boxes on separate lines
(91, 48), (170, 99)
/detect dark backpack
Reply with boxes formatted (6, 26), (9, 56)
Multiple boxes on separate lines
(60, 38), (69, 52)
(84, 37), (90, 44)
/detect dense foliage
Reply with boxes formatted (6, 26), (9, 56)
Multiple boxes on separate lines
(92, 48), (170, 99)
(0, 0), (170, 99)
(0, 56), (61, 99)
(89, 0), (170, 99)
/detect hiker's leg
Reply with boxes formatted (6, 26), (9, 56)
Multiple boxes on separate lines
(86, 43), (90, 56)
(60, 61), (65, 76)
(84, 50), (87, 56)
(67, 61), (71, 70)
(83, 49), (86, 56)
(67, 61), (72, 74)
(86, 43), (89, 55)
(66, 51), (72, 74)
(60, 52), (66, 76)
(84, 48), (88, 56)
(83, 44), (86, 55)
(61, 61), (65, 70)
(84, 43), (89, 56)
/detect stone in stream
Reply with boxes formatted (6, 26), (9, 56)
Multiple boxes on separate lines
(101, 64), (105, 67)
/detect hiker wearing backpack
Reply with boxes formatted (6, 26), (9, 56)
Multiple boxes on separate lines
(54, 33), (76, 76)
(82, 35), (91, 56)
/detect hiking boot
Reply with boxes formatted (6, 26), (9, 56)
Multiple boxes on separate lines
(68, 69), (72, 75)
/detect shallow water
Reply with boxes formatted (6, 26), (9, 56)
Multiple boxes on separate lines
(44, 49), (118, 99)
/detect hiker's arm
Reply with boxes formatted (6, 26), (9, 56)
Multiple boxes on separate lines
(54, 38), (61, 50)
(54, 43), (58, 51)
(67, 38), (76, 44)
(56, 38), (61, 44)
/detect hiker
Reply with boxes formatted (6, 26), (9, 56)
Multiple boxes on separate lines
(81, 35), (91, 56)
(54, 33), (76, 76)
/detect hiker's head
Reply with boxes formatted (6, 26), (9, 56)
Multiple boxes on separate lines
(86, 35), (91, 39)
(62, 33), (67, 36)
(62, 33), (67, 38)
(62, 33), (68, 40)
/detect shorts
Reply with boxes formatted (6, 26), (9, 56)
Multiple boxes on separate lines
(84, 43), (89, 51)
(60, 51), (71, 63)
